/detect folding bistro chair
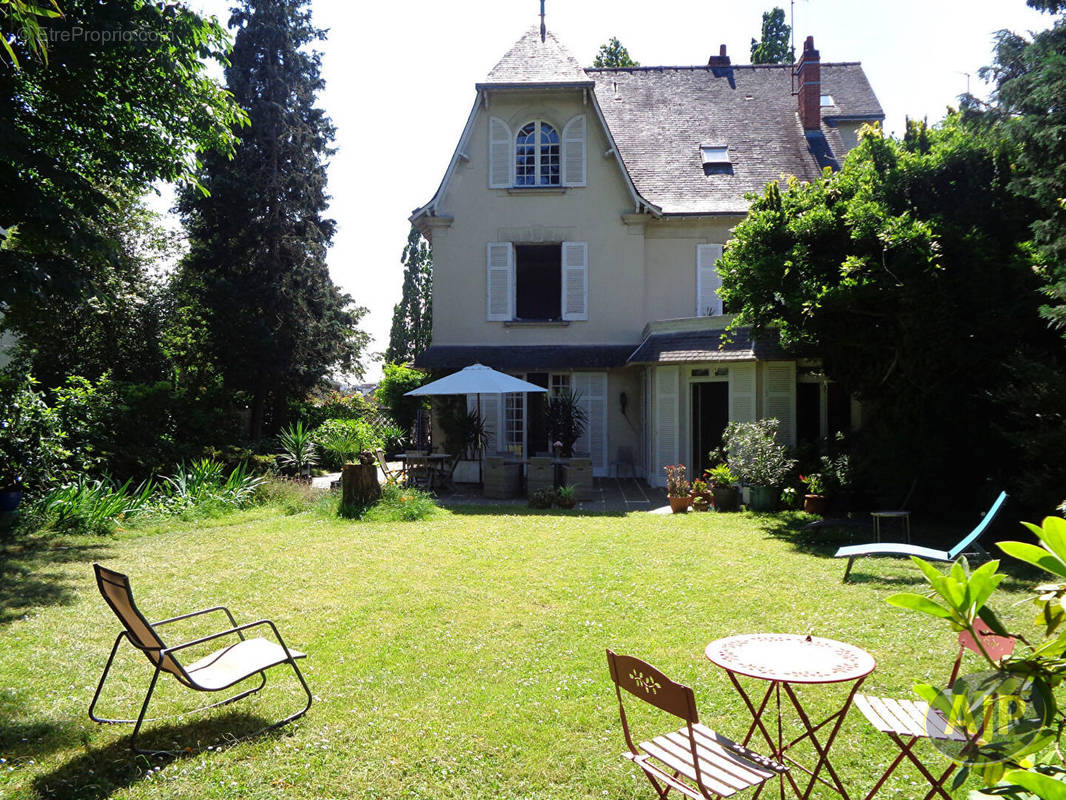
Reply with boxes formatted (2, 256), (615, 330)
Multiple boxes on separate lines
(854, 619), (1015, 800)
(89, 564), (312, 754)
(374, 448), (401, 484)
(607, 650), (787, 799)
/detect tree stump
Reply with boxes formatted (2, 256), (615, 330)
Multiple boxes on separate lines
(342, 459), (380, 506)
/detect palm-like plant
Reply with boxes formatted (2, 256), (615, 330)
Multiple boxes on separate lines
(277, 421), (318, 476)
(545, 390), (588, 457)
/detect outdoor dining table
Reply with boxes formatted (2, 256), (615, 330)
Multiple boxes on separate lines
(705, 633), (876, 800)
(395, 453), (451, 488)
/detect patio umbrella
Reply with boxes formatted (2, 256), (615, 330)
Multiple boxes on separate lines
(405, 364), (548, 482)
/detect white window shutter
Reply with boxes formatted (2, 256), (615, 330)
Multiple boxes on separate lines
(572, 372), (607, 474)
(696, 244), (724, 317)
(562, 114), (587, 187)
(488, 117), (512, 188)
(561, 242), (588, 321)
(486, 242), (513, 321)
(729, 362), (756, 423)
(653, 366), (680, 485)
(762, 361), (796, 446)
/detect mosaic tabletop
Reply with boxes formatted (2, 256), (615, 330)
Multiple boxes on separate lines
(705, 633), (876, 684)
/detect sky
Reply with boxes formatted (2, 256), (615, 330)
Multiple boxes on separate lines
(169, 0), (1054, 382)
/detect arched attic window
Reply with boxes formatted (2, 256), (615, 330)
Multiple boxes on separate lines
(515, 121), (561, 186)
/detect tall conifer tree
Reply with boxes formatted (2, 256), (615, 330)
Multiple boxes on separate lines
(176, 0), (367, 439)
(385, 226), (433, 365)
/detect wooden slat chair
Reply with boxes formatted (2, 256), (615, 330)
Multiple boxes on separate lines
(374, 449), (401, 484)
(402, 450), (432, 489)
(854, 619), (1015, 800)
(607, 650), (787, 799)
(89, 564), (312, 755)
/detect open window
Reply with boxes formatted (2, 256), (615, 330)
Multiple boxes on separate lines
(486, 242), (587, 321)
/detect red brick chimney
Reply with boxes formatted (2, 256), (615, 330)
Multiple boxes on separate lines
(796, 35), (821, 131)
(707, 44), (730, 67)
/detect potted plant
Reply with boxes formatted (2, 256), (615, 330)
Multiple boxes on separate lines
(780, 485), (802, 510)
(438, 398), (488, 483)
(555, 484), (578, 509)
(722, 419), (797, 512)
(707, 464), (739, 511)
(665, 464), (691, 513)
(690, 478), (711, 504)
(800, 473), (828, 515)
(692, 495), (711, 512)
(546, 390), (588, 458)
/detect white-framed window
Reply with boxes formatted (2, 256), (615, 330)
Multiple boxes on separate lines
(515, 121), (560, 186)
(550, 373), (571, 399)
(504, 392), (524, 455)
(486, 241), (588, 322)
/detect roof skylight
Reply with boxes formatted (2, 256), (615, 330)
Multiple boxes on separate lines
(700, 145), (731, 166)
(820, 94), (835, 107)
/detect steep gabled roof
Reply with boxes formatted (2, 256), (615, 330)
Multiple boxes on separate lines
(479, 28), (592, 87)
(589, 63), (883, 214)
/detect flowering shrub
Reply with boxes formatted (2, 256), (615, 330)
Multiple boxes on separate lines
(664, 464), (691, 498)
(722, 419), (796, 487)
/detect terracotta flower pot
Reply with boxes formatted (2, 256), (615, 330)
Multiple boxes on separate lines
(669, 496), (691, 513)
(803, 493), (828, 515)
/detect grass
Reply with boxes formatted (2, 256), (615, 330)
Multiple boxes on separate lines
(0, 504), (1039, 799)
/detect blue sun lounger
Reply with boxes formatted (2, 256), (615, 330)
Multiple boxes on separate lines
(836, 491), (1009, 582)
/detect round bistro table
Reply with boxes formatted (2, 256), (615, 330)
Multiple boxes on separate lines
(706, 634), (876, 800)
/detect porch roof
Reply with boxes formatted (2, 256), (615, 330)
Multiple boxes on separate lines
(414, 345), (635, 372)
(626, 327), (788, 364)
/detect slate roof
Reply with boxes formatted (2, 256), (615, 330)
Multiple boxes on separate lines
(588, 63), (883, 214)
(480, 28), (591, 87)
(414, 345), (635, 372)
(627, 328), (789, 364)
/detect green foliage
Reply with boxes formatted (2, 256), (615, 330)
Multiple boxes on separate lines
(750, 7), (792, 65)
(343, 482), (438, 522)
(592, 36), (639, 68)
(37, 476), (153, 536)
(276, 421), (317, 476)
(312, 418), (394, 469)
(721, 419), (796, 487)
(528, 487), (557, 509)
(0, 0), (61, 67)
(385, 227), (433, 365)
(255, 476), (321, 516)
(708, 464), (736, 486)
(800, 473), (825, 495)
(1, 0), (245, 314)
(0, 373), (67, 491)
(436, 397), (488, 459)
(545, 389), (587, 458)
(175, 0), (368, 440)
(154, 459), (264, 516)
(296, 389), (375, 428)
(555, 485), (578, 507)
(718, 115), (1055, 508)
(375, 363), (429, 441)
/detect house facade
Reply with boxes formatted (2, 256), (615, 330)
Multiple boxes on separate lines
(412, 29), (883, 486)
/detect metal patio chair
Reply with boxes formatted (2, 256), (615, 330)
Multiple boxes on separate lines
(607, 649), (787, 799)
(89, 564), (312, 755)
(854, 619), (1015, 800)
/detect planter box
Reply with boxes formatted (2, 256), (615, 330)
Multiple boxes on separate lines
(748, 485), (778, 512)
(452, 460), (480, 483)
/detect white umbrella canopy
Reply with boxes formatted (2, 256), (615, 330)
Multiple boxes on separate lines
(404, 363), (548, 397)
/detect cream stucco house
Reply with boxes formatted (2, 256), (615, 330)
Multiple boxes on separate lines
(411, 28), (883, 487)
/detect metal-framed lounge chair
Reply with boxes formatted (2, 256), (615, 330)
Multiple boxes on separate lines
(89, 564), (312, 755)
(854, 619), (1015, 800)
(836, 491), (1008, 583)
(607, 649), (787, 799)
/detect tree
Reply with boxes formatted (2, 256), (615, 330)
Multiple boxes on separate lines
(718, 116), (1062, 510)
(750, 7), (792, 64)
(177, 0), (368, 441)
(0, 0), (245, 317)
(592, 36), (639, 68)
(974, 6), (1066, 337)
(385, 227), (433, 365)
(0, 0), (61, 67)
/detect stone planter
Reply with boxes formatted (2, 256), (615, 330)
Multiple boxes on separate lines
(452, 459), (480, 484)
(711, 485), (739, 512)
(748, 485), (778, 512)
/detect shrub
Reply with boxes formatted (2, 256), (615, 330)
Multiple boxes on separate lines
(722, 419), (796, 487)
(276, 421), (317, 476)
(258, 476), (322, 515)
(312, 418), (397, 470)
(37, 476), (153, 535)
(152, 459), (264, 516)
(528, 488), (557, 509)
(375, 364), (429, 444)
(0, 373), (68, 493)
(350, 483), (437, 522)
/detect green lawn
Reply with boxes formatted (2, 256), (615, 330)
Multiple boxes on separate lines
(0, 505), (1036, 799)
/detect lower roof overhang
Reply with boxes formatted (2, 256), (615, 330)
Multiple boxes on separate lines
(414, 345), (636, 372)
(626, 327), (789, 365)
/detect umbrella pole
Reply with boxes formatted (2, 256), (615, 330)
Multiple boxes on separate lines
(477, 393), (483, 484)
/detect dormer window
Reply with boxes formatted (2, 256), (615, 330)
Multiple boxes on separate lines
(700, 145), (731, 166)
(515, 121), (561, 186)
